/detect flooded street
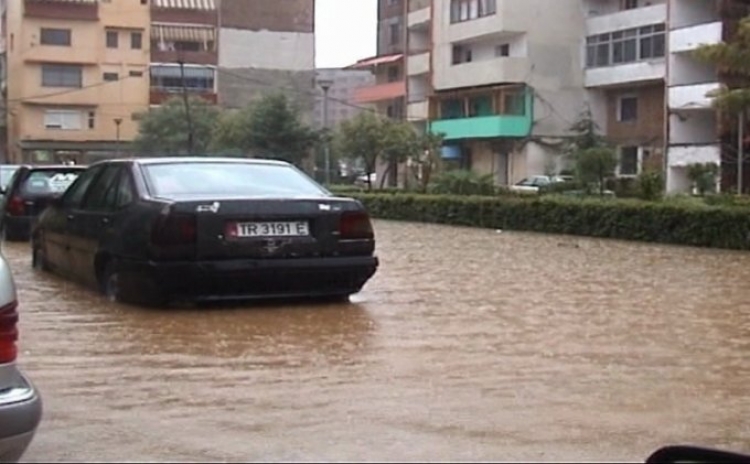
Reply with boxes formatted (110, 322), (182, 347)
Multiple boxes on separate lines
(10, 219), (750, 462)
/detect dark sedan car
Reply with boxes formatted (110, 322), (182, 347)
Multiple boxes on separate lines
(31, 157), (379, 306)
(1, 165), (86, 241)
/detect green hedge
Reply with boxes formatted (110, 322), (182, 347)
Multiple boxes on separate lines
(346, 193), (750, 250)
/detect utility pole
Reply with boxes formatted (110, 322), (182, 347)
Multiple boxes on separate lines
(177, 54), (195, 155)
(114, 118), (122, 156)
(318, 78), (333, 185)
(739, 110), (745, 195)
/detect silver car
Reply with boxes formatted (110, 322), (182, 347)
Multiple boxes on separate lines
(0, 253), (42, 462)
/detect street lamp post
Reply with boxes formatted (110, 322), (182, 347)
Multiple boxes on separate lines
(318, 78), (334, 185)
(114, 118), (123, 156)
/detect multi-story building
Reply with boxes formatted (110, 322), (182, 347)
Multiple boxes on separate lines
(313, 68), (375, 129)
(149, 0), (218, 107)
(426, 0), (587, 184)
(1, 0), (315, 163)
(4, 0), (151, 164)
(216, 0), (315, 121)
(583, 0), (668, 183)
(355, 0), (750, 194)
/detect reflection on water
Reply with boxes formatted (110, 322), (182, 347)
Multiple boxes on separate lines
(10, 221), (750, 462)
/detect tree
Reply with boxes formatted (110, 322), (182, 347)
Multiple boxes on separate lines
(565, 107), (606, 158)
(133, 96), (220, 155)
(410, 131), (444, 193)
(211, 93), (318, 166)
(687, 162), (719, 196)
(576, 147), (618, 196)
(335, 113), (423, 190)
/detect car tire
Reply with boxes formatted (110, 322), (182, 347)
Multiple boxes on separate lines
(101, 261), (122, 304)
(31, 240), (50, 272)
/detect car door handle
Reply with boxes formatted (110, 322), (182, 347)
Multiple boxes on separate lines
(66, 214), (75, 221)
(101, 217), (109, 224)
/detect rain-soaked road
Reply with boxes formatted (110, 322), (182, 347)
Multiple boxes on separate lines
(10, 219), (750, 462)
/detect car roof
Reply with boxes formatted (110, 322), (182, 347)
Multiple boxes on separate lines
(18, 164), (87, 171)
(92, 157), (292, 167)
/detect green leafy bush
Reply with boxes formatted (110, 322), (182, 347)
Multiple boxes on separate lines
(636, 170), (665, 201)
(428, 170), (496, 196)
(348, 192), (750, 250)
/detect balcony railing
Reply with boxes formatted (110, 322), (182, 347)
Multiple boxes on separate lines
(24, 0), (98, 21)
(151, 49), (217, 65)
(149, 87), (217, 105)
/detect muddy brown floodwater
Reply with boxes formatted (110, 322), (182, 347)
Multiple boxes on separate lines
(10, 219), (750, 462)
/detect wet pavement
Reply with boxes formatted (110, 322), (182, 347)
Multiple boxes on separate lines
(10, 219), (750, 462)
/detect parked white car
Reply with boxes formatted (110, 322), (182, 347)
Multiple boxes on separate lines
(0, 252), (42, 462)
(509, 175), (571, 194)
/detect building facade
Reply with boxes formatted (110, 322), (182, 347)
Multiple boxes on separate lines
(1, 0), (315, 164)
(4, 0), (151, 164)
(357, 0), (750, 194)
(313, 67), (375, 129)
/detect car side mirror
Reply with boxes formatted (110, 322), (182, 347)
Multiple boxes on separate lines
(646, 445), (750, 464)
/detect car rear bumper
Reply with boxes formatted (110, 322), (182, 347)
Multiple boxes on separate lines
(121, 255), (379, 302)
(0, 371), (42, 463)
(3, 216), (33, 240)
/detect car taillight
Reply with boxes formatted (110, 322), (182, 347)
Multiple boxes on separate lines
(339, 211), (374, 240)
(0, 300), (19, 364)
(151, 213), (197, 247)
(7, 196), (24, 216)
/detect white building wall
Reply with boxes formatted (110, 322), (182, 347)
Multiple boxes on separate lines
(218, 28), (314, 71)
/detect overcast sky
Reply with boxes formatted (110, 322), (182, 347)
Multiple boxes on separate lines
(315, 0), (377, 68)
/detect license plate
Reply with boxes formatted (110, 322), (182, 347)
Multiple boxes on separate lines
(231, 221), (310, 237)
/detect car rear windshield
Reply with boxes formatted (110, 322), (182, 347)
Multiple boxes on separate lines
(142, 162), (329, 198)
(21, 169), (82, 196)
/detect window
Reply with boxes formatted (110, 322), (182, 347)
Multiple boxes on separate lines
(495, 44), (510, 57)
(450, 0), (496, 23)
(106, 30), (118, 48)
(618, 95), (638, 122)
(452, 44), (472, 65)
(585, 23), (666, 68)
(503, 92), (526, 115)
(130, 31), (142, 49)
(44, 110), (83, 130)
(88, 111), (95, 129)
(622, 0), (638, 9)
(142, 163), (329, 198)
(115, 169), (136, 208)
(387, 65), (399, 82)
(389, 22), (401, 45)
(619, 146), (639, 176)
(21, 169), (82, 196)
(83, 165), (121, 211)
(440, 99), (464, 119)
(40, 28), (71, 46)
(61, 166), (103, 209)
(468, 95), (492, 117)
(42, 64), (82, 88)
(129, 70), (143, 77)
(149, 65), (215, 91)
(103, 72), (118, 82)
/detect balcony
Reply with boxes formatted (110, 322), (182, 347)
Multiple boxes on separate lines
(434, 57), (528, 91)
(430, 114), (532, 140)
(150, 0), (217, 25)
(444, 4), (525, 44)
(585, 60), (666, 88)
(407, 101), (429, 120)
(408, 5), (430, 30)
(586, 4), (667, 36)
(407, 52), (429, 76)
(668, 82), (721, 111)
(151, 49), (217, 65)
(352, 81), (406, 104)
(23, 45), (98, 65)
(668, 144), (720, 167)
(24, 0), (98, 21)
(670, 21), (722, 54)
(150, 88), (217, 105)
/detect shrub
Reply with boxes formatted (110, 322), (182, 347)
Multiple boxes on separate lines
(349, 192), (750, 250)
(428, 170), (495, 196)
(636, 170), (665, 201)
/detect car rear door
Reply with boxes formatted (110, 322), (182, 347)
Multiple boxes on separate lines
(69, 165), (122, 285)
(41, 166), (102, 275)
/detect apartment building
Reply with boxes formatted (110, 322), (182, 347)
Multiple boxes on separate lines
(216, 0), (316, 121)
(313, 68), (375, 129)
(426, 0), (587, 185)
(149, 0), (218, 106)
(4, 0), (151, 164)
(1, 0), (315, 163)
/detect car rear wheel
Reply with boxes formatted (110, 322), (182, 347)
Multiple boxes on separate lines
(101, 261), (122, 303)
(100, 260), (167, 307)
(31, 241), (50, 271)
